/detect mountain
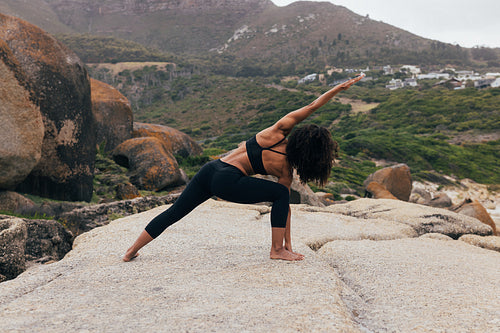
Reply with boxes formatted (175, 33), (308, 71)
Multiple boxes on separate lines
(0, 0), (478, 67)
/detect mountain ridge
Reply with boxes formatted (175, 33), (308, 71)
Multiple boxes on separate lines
(0, 0), (478, 67)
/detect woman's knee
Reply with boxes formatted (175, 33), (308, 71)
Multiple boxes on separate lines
(275, 183), (290, 203)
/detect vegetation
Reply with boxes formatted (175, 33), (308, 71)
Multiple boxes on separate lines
(87, 57), (500, 197)
(0, 210), (54, 220)
(55, 34), (174, 63)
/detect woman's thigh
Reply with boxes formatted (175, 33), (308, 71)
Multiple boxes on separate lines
(212, 171), (288, 204)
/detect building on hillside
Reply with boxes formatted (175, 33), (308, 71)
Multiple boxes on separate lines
(434, 78), (464, 90)
(404, 78), (418, 87)
(491, 78), (500, 88)
(298, 73), (317, 84)
(386, 78), (418, 90)
(383, 65), (394, 75)
(474, 78), (496, 89)
(400, 65), (421, 75)
(455, 70), (475, 80)
(386, 78), (404, 90)
(417, 72), (450, 80)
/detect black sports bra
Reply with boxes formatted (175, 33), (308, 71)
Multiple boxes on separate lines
(246, 135), (287, 175)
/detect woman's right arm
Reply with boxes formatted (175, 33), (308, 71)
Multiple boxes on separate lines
(273, 74), (364, 135)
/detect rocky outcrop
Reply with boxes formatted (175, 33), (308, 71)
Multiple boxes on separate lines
(24, 219), (73, 263)
(364, 164), (412, 201)
(0, 216), (27, 282)
(0, 191), (36, 214)
(459, 234), (500, 252)
(451, 199), (497, 235)
(58, 193), (179, 236)
(0, 215), (73, 282)
(91, 78), (133, 152)
(365, 181), (398, 200)
(326, 198), (493, 238)
(1, 199), (499, 332)
(115, 183), (141, 200)
(428, 192), (453, 208)
(0, 13), (96, 202)
(409, 187), (432, 205)
(113, 137), (187, 191)
(0, 41), (45, 190)
(133, 122), (202, 158)
(319, 237), (500, 332)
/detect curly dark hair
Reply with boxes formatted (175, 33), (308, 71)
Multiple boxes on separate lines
(286, 124), (338, 187)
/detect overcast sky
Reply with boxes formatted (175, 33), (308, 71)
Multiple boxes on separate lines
(271, 0), (500, 48)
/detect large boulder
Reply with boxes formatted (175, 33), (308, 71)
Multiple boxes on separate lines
(91, 78), (133, 152)
(0, 13), (96, 202)
(428, 192), (453, 208)
(0, 216), (27, 282)
(133, 122), (202, 157)
(0, 40), (45, 190)
(409, 187), (432, 205)
(451, 199), (497, 235)
(364, 164), (412, 201)
(365, 181), (398, 200)
(113, 137), (186, 191)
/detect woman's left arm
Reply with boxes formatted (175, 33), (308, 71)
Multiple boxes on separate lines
(272, 74), (365, 136)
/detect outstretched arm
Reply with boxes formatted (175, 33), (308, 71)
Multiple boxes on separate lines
(274, 74), (365, 135)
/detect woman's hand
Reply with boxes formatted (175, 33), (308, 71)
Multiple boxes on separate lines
(339, 73), (365, 90)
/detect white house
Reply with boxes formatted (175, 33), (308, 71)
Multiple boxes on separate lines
(400, 65), (421, 75)
(386, 79), (404, 90)
(417, 72), (450, 80)
(456, 70), (475, 80)
(404, 78), (418, 87)
(491, 78), (500, 88)
(383, 65), (394, 75)
(298, 73), (317, 84)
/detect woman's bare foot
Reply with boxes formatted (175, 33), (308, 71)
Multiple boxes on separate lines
(270, 248), (304, 261)
(284, 245), (304, 259)
(290, 251), (304, 260)
(122, 249), (139, 262)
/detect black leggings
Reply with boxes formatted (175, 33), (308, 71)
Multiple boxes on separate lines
(145, 159), (290, 238)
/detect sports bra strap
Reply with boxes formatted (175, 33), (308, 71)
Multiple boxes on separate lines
(262, 137), (287, 156)
(264, 137), (287, 149)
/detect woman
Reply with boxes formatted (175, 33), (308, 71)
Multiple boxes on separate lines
(123, 74), (364, 262)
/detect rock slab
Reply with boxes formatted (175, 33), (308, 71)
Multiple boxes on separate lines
(0, 201), (357, 332)
(1, 199), (499, 332)
(319, 238), (500, 332)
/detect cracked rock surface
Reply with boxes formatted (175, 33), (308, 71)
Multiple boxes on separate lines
(1, 199), (499, 332)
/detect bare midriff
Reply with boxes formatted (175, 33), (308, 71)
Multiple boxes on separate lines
(220, 145), (253, 176)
